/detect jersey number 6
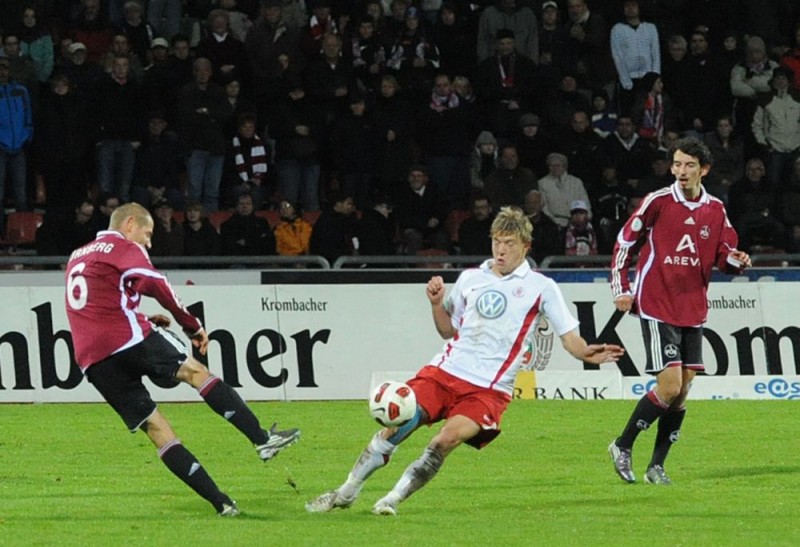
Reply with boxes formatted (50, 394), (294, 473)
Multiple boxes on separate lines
(67, 263), (88, 310)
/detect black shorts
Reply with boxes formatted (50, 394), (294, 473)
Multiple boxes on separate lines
(640, 319), (704, 375)
(85, 327), (188, 432)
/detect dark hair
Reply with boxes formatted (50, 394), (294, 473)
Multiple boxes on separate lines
(670, 137), (713, 167)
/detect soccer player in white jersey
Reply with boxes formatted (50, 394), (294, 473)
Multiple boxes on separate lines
(65, 203), (300, 515)
(608, 137), (751, 485)
(306, 206), (625, 516)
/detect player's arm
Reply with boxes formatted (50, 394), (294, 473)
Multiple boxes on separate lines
(610, 204), (650, 311)
(717, 213), (752, 274)
(560, 330), (625, 364)
(427, 276), (456, 340)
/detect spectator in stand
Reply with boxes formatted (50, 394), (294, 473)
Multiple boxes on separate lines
(300, 0), (339, 60)
(2, 33), (38, 104)
(149, 198), (185, 256)
(484, 144), (536, 209)
(727, 158), (777, 226)
(36, 198), (96, 256)
(682, 29), (728, 136)
(590, 162), (633, 254)
(386, 7), (440, 104)
(631, 72), (677, 147)
(431, 2), (475, 79)
(415, 74), (472, 211)
(371, 75), (415, 201)
(178, 58), (231, 213)
(609, 0), (660, 117)
(162, 35), (194, 122)
(309, 190), (357, 265)
(474, 29), (538, 140)
(394, 164), (451, 253)
(147, 0), (182, 41)
(330, 91), (377, 210)
(523, 188), (562, 266)
(220, 191), (276, 256)
(780, 157), (800, 252)
(141, 37), (172, 114)
(476, 0), (538, 64)
(34, 74), (92, 221)
(221, 78), (257, 137)
(590, 88), (617, 139)
(469, 131), (499, 192)
(197, 9), (248, 86)
(18, 6), (54, 86)
(384, 0), (411, 44)
(273, 76), (321, 212)
(731, 35), (779, 157)
(220, 0), (254, 43)
(119, 1), (154, 67)
(94, 54), (143, 203)
(541, 72), (592, 138)
(70, 0), (114, 64)
(752, 66), (800, 190)
(564, 199), (598, 258)
(355, 193), (396, 259)
(660, 34), (691, 131)
(779, 22), (800, 93)
(554, 0), (613, 92)
(274, 200), (312, 256)
(348, 15), (386, 94)
(514, 112), (559, 180)
(637, 152), (672, 196)
(272, 0), (307, 32)
(603, 115), (654, 189)
(130, 110), (183, 210)
(538, 152), (590, 230)
(703, 114), (744, 204)
(245, 0), (302, 126)
(102, 33), (145, 82)
(183, 200), (221, 256)
(90, 192), (120, 235)
(538, 1), (564, 71)
(224, 112), (268, 209)
(558, 110), (603, 189)
(0, 56), (33, 230)
(457, 192), (494, 257)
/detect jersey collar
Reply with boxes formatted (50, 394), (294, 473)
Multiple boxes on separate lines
(670, 180), (709, 210)
(481, 258), (532, 279)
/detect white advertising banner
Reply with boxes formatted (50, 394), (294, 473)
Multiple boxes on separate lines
(1, 281), (799, 402)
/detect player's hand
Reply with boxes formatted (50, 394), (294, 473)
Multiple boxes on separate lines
(426, 276), (445, 305)
(189, 328), (209, 355)
(615, 295), (633, 313)
(584, 343), (625, 364)
(728, 250), (752, 269)
(149, 314), (171, 328)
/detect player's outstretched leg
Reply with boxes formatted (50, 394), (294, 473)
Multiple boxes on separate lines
(197, 375), (300, 460)
(645, 407), (685, 485)
(159, 439), (239, 516)
(610, 390), (669, 483)
(373, 446), (444, 516)
(305, 431), (398, 513)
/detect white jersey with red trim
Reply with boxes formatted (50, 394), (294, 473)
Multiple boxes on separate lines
(65, 230), (203, 370)
(430, 259), (580, 395)
(610, 181), (741, 327)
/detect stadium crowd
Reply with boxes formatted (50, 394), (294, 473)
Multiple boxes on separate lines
(2, 0), (800, 263)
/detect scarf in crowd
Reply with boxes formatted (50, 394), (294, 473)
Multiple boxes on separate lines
(430, 90), (459, 112)
(233, 134), (268, 182)
(309, 15), (337, 42)
(498, 54), (515, 88)
(640, 93), (663, 140)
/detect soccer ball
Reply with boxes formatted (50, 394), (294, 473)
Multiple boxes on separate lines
(369, 381), (417, 427)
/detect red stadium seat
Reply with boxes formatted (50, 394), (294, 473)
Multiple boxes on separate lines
(303, 210), (321, 226)
(444, 210), (472, 242)
(207, 210), (233, 232)
(0, 212), (44, 248)
(255, 210), (280, 227)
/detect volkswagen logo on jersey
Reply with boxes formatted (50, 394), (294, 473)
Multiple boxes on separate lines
(476, 290), (507, 319)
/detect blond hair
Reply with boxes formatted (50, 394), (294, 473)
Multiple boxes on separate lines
(109, 202), (152, 231)
(491, 206), (533, 245)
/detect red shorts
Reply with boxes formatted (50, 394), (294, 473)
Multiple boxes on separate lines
(407, 365), (512, 449)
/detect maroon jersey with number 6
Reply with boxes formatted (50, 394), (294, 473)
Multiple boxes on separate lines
(611, 182), (743, 327)
(65, 230), (202, 370)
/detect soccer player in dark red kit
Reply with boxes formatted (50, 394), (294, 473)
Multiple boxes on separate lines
(608, 137), (751, 485)
(65, 202), (300, 515)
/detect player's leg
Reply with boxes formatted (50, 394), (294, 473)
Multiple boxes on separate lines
(143, 410), (239, 515)
(175, 346), (299, 461)
(305, 405), (430, 513)
(373, 414), (480, 516)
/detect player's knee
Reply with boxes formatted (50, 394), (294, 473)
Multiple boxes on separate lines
(176, 357), (211, 386)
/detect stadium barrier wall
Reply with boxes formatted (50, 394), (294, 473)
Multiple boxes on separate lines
(1, 281), (800, 403)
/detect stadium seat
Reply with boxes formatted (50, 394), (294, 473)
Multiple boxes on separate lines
(172, 211), (185, 224)
(255, 210), (280, 227)
(303, 210), (321, 226)
(444, 210), (472, 242)
(207, 210), (233, 232)
(0, 212), (44, 248)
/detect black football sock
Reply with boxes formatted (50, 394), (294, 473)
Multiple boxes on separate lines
(198, 376), (269, 445)
(159, 440), (232, 512)
(617, 390), (669, 449)
(649, 407), (686, 468)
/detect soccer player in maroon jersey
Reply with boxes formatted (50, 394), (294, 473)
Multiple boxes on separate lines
(65, 202), (300, 515)
(608, 137), (751, 484)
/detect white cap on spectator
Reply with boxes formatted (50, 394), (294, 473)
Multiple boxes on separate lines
(151, 37), (170, 49)
(68, 42), (87, 54)
(542, 1), (558, 11)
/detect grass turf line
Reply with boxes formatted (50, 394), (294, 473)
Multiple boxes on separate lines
(0, 400), (797, 546)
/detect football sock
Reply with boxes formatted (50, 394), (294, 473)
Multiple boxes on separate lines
(617, 390), (669, 449)
(388, 446), (444, 502)
(159, 439), (231, 512)
(649, 407), (686, 468)
(198, 376), (269, 445)
(339, 432), (397, 499)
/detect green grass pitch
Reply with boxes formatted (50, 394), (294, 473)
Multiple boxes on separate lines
(0, 400), (797, 546)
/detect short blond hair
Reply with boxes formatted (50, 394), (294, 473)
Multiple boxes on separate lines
(109, 202), (152, 230)
(491, 206), (532, 245)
